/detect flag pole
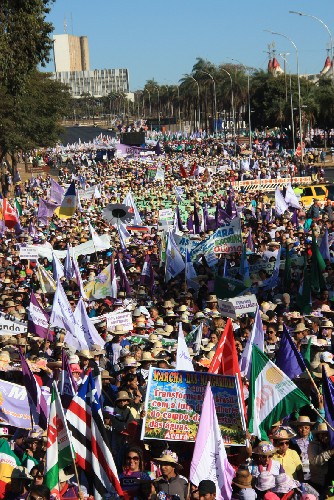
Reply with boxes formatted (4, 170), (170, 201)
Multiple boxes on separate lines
(305, 368), (321, 399)
(310, 404), (334, 433)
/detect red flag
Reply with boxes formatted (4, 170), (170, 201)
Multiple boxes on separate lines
(3, 199), (19, 229)
(189, 162), (197, 176)
(208, 318), (239, 375)
(180, 165), (188, 178)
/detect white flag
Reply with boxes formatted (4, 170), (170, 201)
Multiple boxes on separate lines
(275, 187), (288, 215)
(176, 322), (194, 371)
(123, 191), (142, 225)
(50, 280), (76, 337)
(285, 184), (300, 209)
(73, 299), (105, 349)
(240, 306), (264, 379)
(165, 232), (185, 282)
(89, 222), (105, 249)
(52, 252), (64, 281)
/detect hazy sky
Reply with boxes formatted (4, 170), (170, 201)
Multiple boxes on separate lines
(45, 0), (334, 90)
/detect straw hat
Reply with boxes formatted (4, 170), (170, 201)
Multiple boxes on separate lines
(59, 469), (74, 483)
(232, 469), (253, 489)
(272, 429), (292, 441)
(148, 333), (159, 343)
(115, 391), (131, 401)
(293, 323), (309, 333)
(122, 356), (140, 368)
(140, 352), (154, 362)
(252, 441), (277, 456)
(291, 416), (315, 427)
(313, 423), (328, 434)
(321, 320), (334, 328)
(163, 325), (174, 336)
(110, 325), (130, 335)
(153, 450), (182, 469)
(101, 370), (113, 379)
(77, 349), (93, 359)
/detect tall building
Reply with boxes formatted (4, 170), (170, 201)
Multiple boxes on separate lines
(52, 68), (129, 98)
(53, 34), (90, 72)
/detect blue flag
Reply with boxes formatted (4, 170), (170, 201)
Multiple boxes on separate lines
(322, 365), (334, 448)
(275, 325), (306, 379)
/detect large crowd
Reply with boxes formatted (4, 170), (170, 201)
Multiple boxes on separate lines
(0, 134), (333, 500)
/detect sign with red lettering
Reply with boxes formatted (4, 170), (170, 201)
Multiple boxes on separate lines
(141, 368), (246, 445)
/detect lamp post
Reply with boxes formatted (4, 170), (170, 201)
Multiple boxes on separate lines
(279, 53), (296, 152)
(220, 68), (235, 150)
(198, 70), (217, 134)
(144, 89), (151, 116)
(189, 75), (200, 131)
(289, 10), (334, 85)
(264, 30), (303, 162)
(228, 58), (253, 150)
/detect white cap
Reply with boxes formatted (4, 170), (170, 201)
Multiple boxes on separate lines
(321, 352), (334, 364)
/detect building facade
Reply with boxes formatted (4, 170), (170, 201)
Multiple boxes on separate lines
(51, 68), (130, 98)
(53, 34), (90, 72)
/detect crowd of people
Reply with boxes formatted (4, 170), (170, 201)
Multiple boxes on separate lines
(0, 134), (333, 500)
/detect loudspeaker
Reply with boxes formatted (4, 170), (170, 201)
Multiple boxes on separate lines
(120, 132), (145, 146)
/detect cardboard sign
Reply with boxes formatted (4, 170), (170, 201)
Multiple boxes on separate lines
(106, 311), (133, 332)
(218, 294), (258, 319)
(19, 246), (39, 260)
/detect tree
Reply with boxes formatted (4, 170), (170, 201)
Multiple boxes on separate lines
(0, 0), (54, 96)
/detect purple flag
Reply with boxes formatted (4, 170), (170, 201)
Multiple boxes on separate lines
(116, 258), (132, 295)
(203, 206), (208, 233)
(176, 205), (184, 232)
(193, 203), (200, 234)
(50, 178), (65, 205)
(29, 220), (37, 237)
(275, 326), (306, 379)
(28, 292), (51, 340)
(246, 229), (254, 252)
(140, 254), (154, 292)
(225, 194), (237, 218)
(322, 365), (334, 448)
(60, 350), (78, 409)
(19, 350), (48, 430)
(319, 228), (330, 261)
(187, 214), (194, 233)
(38, 198), (58, 224)
(291, 208), (299, 228)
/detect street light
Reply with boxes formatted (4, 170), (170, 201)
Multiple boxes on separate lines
(289, 10), (334, 85)
(144, 89), (151, 116)
(220, 68), (235, 148)
(264, 30), (304, 162)
(198, 70), (217, 134)
(228, 58), (253, 150)
(189, 75), (200, 131)
(278, 53), (296, 152)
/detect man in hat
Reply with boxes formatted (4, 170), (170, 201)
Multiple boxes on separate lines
(290, 416), (316, 481)
(272, 429), (303, 481)
(308, 423), (334, 494)
(153, 449), (188, 500)
(248, 441), (282, 477)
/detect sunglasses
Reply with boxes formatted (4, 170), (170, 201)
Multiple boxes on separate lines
(275, 441), (289, 445)
(127, 456), (139, 461)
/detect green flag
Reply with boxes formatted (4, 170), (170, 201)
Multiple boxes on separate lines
(14, 198), (22, 216)
(296, 263), (312, 314)
(283, 244), (291, 289)
(248, 346), (310, 440)
(311, 233), (326, 292)
(303, 336), (312, 370)
(214, 276), (248, 300)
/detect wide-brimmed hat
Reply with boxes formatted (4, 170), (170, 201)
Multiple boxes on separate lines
(313, 422), (328, 434)
(101, 370), (113, 379)
(321, 320), (334, 328)
(115, 391), (131, 402)
(153, 449), (182, 469)
(272, 429), (293, 441)
(59, 469), (74, 483)
(77, 349), (93, 359)
(272, 473), (300, 494)
(313, 362), (334, 378)
(122, 356), (140, 368)
(252, 441), (277, 456)
(110, 325), (130, 335)
(293, 323), (309, 333)
(232, 469), (253, 488)
(291, 416), (315, 427)
(163, 325), (174, 336)
(255, 471), (276, 491)
(140, 352), (154, 362)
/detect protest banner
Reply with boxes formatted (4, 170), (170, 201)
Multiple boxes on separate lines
(190, 218), (242, 261)
(231, 176), (312, 191)
(158, 208), (174, 231)
(218, 294), (258, 319)
(142, 368), (245, 445)
(36, 234), (111, 261)
(106, 311), (133, 332)
(19, 246), (39, 260)
(78, 186), (96, 200)
(228, 260), (275, 278)
(0, 312), (27, 335)
(0, 380), (31, 428)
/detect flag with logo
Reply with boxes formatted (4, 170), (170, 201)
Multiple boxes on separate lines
(28, 292), (51, 340)
(45, 382), (74, 497)
(0, 439), (21, 497)
(3, 199), (19, 229)
(248, 346), (310, 440)
(240, 307), (264, 379)
(176, 322), (194, 371)
(165, 232), (185, 282)
(36, 264), (57, 294)
(66, 373), (123, 499)
(50, 178), (65, 205)
(57, 181), (77, 219)
(140, 254), (154, 292)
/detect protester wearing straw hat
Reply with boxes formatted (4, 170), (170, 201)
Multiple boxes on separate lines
(231, 468), (257, 500)
(290, 416), (316, 481)
(248, 441), (282, 478)
(272, 429), (303, 482)
(153, 450), (188, 500)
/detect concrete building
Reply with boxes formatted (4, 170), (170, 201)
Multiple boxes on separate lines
(53, 34), (90, 72)
(52, 68), (129, 98)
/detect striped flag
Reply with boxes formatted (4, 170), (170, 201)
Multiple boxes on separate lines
(66, 373), (123, 499)
(45, 382), (73, 497)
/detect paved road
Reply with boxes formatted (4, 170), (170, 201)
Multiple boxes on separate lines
(325, 167), (334, 183)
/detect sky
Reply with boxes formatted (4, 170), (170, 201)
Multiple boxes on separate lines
(44, 0), (334, 90)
